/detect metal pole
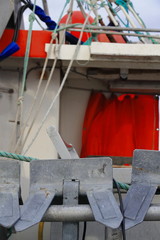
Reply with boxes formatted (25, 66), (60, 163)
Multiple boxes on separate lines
(58, 24), (160, 33)
(42, 0), (49, 15)
(66, 28), (160, 40)
(42, 204), (160, 222)
(62, 180), (79, 240)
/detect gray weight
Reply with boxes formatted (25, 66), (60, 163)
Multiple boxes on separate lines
(124, 149), (160, 229)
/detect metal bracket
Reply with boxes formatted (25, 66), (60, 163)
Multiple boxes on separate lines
(14, 161), (56, 232)
(0, 160), (20, 228)
(62, 180), (79, 240)
(15, 157), (122, 231)
(87, 189), (123, 229)
(47, 126), (79, 159)
(47, 126), (123, 229)
(124, 149), (160, 229)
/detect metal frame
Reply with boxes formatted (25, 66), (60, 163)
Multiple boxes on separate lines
(42, 203), (160, 222)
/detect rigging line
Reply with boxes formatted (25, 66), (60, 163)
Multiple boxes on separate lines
(13, 37), (55, 153)
(10, 0), (37, 152)
(87, 0), (103, 38)
(107, 0), (129, 27)
(20, 1), (37, 98)
(128, 4), (158, 44)
(76, 0), (94, 47)
(19, 1), (74, 153)
(16, 0), (74, 153)
(113, 1), (146, 43)
(14, 0), (72, 153)
(87, 0), (98, 25)
(23, 10), (92, 155)
(100, 0), (118, 26)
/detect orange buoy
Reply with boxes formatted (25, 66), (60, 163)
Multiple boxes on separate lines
(60, 11), (94, 42)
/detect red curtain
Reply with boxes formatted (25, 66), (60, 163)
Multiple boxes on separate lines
(81, 92), (159, 158)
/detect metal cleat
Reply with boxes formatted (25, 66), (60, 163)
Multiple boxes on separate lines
(0, 160), (20, 228)
(47, 126), (79, 159)
(14, 161), (56, 232)
(124, 149), (160, 229)
(87, 189), (123, 229)
(15, 157), (123, 231)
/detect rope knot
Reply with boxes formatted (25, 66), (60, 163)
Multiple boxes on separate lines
(100, 1), (106, 7)
(29, 12), (36, 22)
(51, 32), (58, 40)
(17, 96), (24, 105)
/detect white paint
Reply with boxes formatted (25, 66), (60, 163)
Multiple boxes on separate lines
(1, 68), (61, 240)
(0, 0), (13, 37)
(45, 44), (90, 60)
(45, 43), (160, 69)
(91, 42), (160, 58)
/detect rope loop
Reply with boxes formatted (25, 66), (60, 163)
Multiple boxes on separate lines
(17, 96), (24, 105)
(100, 1), (106, 7)
(29, 12), (36, 22)
(115, 0), (129, 12)
(67, 9), (73, 15)
(51, 32), (58, 40)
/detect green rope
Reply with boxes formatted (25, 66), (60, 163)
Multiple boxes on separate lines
(107, 0), (157, 43)
(128, 1), (158, 44)
(53, 0), (71, 35)
(0, 151), (37, 162)
(20, 0), (37, 97)
(117, 181), (130, 191)
(107, 1), (128, 27)
(115, 0), (128, 12)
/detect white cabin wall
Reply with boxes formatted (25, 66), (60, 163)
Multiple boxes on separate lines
(60, 87), (90, 155)
(0, 66), (60, 240)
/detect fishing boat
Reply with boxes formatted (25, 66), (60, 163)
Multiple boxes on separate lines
(0, 0), (160, 239)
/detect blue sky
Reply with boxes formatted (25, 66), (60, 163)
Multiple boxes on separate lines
(24, 0), (160, 30)
(131, 0), (160, 28)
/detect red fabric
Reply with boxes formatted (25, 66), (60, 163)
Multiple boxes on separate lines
(81, 92), (106, 157)
(133, 95), (159, 150)
(81, 93), (158, 157)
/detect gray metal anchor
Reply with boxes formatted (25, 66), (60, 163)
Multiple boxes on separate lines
(47, 126), (123, 229)
(15, 157), (123, 231)
(0, 160), (20, 227)
(123, 149), (160, 229)
(14, 160), (56, 232)
(87, 189), (123, 229)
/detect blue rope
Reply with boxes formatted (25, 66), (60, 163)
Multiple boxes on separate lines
(29, 4), (84, 45)
(0, 42), (20, 62)
(30, 5), (57, 30)
(115, 0), (129, 12)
